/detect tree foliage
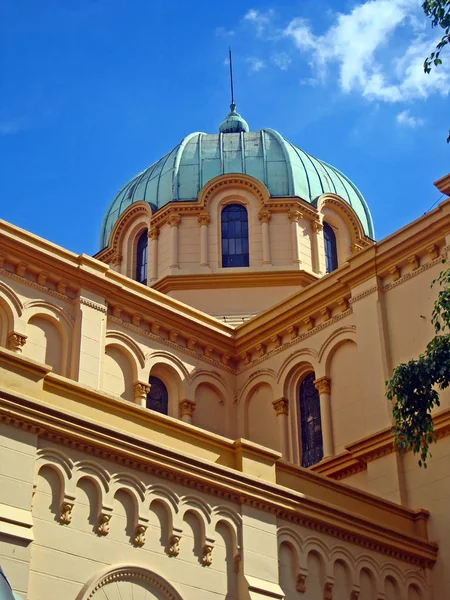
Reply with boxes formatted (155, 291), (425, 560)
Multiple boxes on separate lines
(386, 265), (450, 467)
(422, 0), (450, 142)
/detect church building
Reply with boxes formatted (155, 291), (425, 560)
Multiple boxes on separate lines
(1, 102), (450, 600)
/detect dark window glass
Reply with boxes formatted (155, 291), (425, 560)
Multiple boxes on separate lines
(136, 229), (148, 284)
(299, 373), (324, 467)
(221, 204), (249, 268)
(323, 222), (338, 273)
(146, 376), (168, 415)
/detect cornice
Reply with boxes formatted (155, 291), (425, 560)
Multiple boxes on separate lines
(0, 385), (438, 568)
(153, 270), (319, 294)
(311, 407), (450, 480)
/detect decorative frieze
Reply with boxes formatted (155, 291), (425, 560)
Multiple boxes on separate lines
(80, 297), (107, 313)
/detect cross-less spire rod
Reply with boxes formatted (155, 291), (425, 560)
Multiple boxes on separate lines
(229, 47), (235, 108)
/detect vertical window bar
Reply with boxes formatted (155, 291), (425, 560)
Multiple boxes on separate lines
(299, 373), (324, 467)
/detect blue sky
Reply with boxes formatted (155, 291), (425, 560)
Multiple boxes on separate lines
(1, 0), (449, 255)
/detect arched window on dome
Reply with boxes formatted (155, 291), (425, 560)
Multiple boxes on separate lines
(323, 223), (338, 273)
(135, 229), (148, 284)
(221, 204), (249, 268)
(299, 373), (324, 467)
(146, 376), (168, 415)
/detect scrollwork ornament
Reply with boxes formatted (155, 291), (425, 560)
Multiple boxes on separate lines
(96, 513), (111, 536)
(201, 544), (213, 566)
(296, 574), (306, 593)
(59, 501), (73, 525)
(167, 534), (181, 557)
(134, 524), (147, 547)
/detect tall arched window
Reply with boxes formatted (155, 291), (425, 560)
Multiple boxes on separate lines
(136, 229), (148, 284)
(221, 204), (249, 268)
(146, 376), (168, 415)
(299, 373), (323, 467)
(323, 222), (338, 273)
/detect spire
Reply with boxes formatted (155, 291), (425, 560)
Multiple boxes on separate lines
(218, 48), (249, 134)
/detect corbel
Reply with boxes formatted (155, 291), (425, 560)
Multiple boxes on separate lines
(151, 321), (161, 336)
(112, 305), (123, 319)
(388, 265), (401, 281)
(37, 271), (48, 287)
(57, 280), (68, 295)
(303, 316), (315, 331)
(169, 329), (179, 343)
(16, 262), (27, 277)
(132, 313), (142, 327)
(253, 343), (266, 359)
(187, 337), (197, 351)
(408, 254), (420, 271)
(426, 243), (440, 260)
(320, 307), (332, 322)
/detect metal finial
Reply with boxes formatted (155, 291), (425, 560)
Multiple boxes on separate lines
(229, 47), (235, 110)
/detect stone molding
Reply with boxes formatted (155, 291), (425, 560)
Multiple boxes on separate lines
(7, 332), (27, 353)
(80, 297), (107, 313)
(80, 566), (184, 600)
(314, 377), (331, 395)
(1, 391), (437, 568)
(198, 213), (211, 226)
(179, 399), (196, 418)
(272, 397), (289, 416)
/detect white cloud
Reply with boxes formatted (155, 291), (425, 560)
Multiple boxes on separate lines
(215, 26), (235, 37)
(396, 110), (424, 127)
(244, 8), (275, 37)
(283, 0), (450, 102)
(246, 57), (266, 73)
(271, 52), (292, 71)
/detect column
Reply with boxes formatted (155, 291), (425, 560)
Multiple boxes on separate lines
(180, 399), (196, 424)
(314, 377), (334, 458)
(272, 397), (290, 460)
(169, 215), (181, 269)
(310, 220), (323, 275)
(258, 209), (272, 266)
(198, 213), (210, 267)
(288, 210), (302, 267)
(134, 381), (150, 408)
(148, 227), (159, 282)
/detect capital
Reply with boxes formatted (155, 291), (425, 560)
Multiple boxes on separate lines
(288, 210), (303, 223)
(198, 213), (211, 226)
(134, 381), (151, 400)
(314, 376), (331, 395)
(149, 226), (159, 240)
(258, 209), (271, 224)
(8, 332), (27, 353)
(312, 220), (323, 233)
(168, 215), (181, 228)
(272, 397), (289, 416)
(180, 399), (196, 418)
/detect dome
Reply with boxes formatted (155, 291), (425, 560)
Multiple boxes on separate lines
(100, 116), (374, 248)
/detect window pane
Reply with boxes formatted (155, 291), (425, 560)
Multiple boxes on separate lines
(147, 376), (168, 415)
(299, 373), (324, 467)
(221, 204), (249, 268)
(136, 229), (148, 284)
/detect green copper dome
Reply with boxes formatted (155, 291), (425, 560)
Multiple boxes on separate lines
(100, 114), (374, 248)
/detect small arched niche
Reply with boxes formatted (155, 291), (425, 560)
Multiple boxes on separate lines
(245, 382), (279, 451)
(333, 559), (352, 600)
(103, 345), (135, 402)
(194, 382), (226, 436)
(278, 541), (300, 599)
(25, 315), (64, 374)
